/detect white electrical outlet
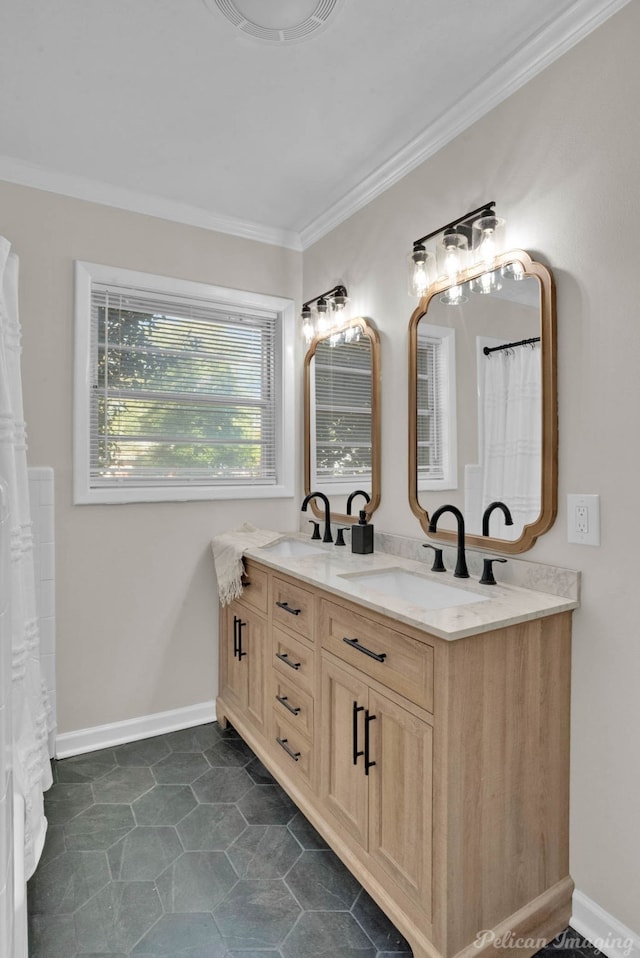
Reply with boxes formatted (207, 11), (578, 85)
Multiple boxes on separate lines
(567, 494), (600, 545)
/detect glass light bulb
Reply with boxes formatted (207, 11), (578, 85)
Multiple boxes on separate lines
(472, 214), (506, 271)
(408, 247), (434, 297)
(302, 317), (314, 345)
(437, 230), (468, 284)
(440, 283), (468, 306)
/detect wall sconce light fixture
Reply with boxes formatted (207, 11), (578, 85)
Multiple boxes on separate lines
(301, 284), (351, 345)
(408, 202), (506, 301)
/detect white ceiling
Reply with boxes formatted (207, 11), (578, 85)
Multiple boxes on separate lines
(0, 0), (629, 249)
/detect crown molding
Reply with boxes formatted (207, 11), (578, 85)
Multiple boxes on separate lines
(0, 0), (630, 254)
(298, 0), (633, 249)
(0, 155), (302, 251)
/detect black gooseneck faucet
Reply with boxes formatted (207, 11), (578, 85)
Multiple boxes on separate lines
(482, 500), (514, 537)
(346, 489), (371, 516)
(428, 504), (469, 578)
(301, 491), (333, 543)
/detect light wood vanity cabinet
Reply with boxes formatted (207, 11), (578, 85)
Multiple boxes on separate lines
(218, 559), (573, 958)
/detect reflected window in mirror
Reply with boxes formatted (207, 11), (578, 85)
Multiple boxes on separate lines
(304, 317), (380, 522)
(409, 250), (557, 554)
(417, 324), (457, 492)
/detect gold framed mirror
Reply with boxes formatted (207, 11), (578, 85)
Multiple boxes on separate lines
(408, 250), (557, 554)
(304, 316), (381, 524)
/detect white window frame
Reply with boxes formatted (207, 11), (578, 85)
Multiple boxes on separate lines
(73, 261), (295, 504)
(417, 323), (457, 492)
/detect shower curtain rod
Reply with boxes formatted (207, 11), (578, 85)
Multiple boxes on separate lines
(483, 336), (540, 356)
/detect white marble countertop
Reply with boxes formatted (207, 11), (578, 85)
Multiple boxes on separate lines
(242, 534), (579, 641)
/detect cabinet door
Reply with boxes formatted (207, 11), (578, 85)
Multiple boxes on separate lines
(367, 689), (433, 914)
(220, 601), (267, 735)
(320, 656), (369, 848)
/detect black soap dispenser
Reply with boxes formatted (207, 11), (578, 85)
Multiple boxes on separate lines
(351, 510), (374, 555)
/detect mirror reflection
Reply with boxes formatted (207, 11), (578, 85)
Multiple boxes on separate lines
(304, 317), (380, 523)
(409, 251), (557, 553)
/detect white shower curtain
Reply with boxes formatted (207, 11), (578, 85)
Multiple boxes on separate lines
(481, 343), (542, 539)
(0, 236), (54, 884)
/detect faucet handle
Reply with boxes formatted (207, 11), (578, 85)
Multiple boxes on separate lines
(480, 557), (507, 585)
(308, 519), (321, 540)
(335, 527), (350, 547)
(422, 543), (446, 572)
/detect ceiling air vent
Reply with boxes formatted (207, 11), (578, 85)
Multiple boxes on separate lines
(205, 0), (344, 44)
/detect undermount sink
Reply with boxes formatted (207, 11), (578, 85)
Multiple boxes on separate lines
(258, 537), (324, 558)
(339, 567), (490, 610)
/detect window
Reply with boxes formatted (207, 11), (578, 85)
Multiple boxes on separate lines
(74, 262), (295, 504)
(416, 324), (457, 490)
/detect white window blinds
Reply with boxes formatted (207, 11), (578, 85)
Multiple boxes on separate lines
(90, 283), (278, 489)
(313, 337), (372, 482)
(417, 336), (445, 480)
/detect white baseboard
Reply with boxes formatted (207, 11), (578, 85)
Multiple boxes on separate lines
(572, 890), (640, 958)
(55, 700), (217, 758)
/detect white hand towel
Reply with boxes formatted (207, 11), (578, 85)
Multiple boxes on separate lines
(211, 522), (281, 605)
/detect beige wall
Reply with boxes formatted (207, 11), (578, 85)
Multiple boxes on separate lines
(302, 2), (640, 935)
(0, 182), (303, 734)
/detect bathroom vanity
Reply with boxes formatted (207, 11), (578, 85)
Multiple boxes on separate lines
(217, 539), (577, 958)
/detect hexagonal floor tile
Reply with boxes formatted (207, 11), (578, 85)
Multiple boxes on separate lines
(27, 849), (110, 916)
(237, 784), (297, 826)
(214, 880), (301, 950)
(156, 851), (237, 912)
(204, 737), (254, 768)
(287, 812), (329, 850)
(153, 751), (210, 784)
(64, 803), (135, 851)
(177, 803), (246, 851)
(285, 849), (361, 910)
(352, 889), (412, 953)
(132, 784), (198, 825)
(91, 765), (155, 803)
(131, 913), (226, 956)
(107, 826), (183, 880)
(74, 880), (162, 954)
(246, 756), (277, 785)
(281, 911), (376, 958)
(191, 765), (253, 804)
(227, 825), (302, 879)
(43, 782), (94, 824)
(114, 735), (172, 767)
(53, 748), (116, 783)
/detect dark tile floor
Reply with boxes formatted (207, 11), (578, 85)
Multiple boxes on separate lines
(28, 722), (601, 958)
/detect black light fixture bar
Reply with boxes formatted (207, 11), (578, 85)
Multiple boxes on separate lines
(412, 202), (495, 251)
(303, 284), (348, 310)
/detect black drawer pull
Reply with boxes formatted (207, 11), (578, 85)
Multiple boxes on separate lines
(276, 737), (301, 761)
(276, 600), (302, 615)
(364, 710), (376, 776)
(276, 694), (301, 716)
(343, 636), (387, 663)
(353, 701), (364, 766)
(276, 652), (301, 670)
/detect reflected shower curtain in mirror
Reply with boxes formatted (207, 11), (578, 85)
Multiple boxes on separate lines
(0, 236), (54, 885)
(481, 343), (541, 539)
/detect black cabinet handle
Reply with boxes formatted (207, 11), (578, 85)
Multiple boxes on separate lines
(236, 617), (247, 659)
(233, 615), (239, 659)
(343, 636), (387, 663)
(276, 737), (301, 761)
(364, 710), (376, 775)
(276, 601), (302, 616)
(353, 701), (364, 766)
(275, 694), (301, 716)
(275, 651), (301, 670)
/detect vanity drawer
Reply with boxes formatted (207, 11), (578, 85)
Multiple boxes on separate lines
(273, 675), (314, 740)
(272, 575), (314, 640)
(319, 599), (434, 713)
(241, 561), (268, 614)
(273, 716), (314, 787)
(273, 628), (315, 696)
